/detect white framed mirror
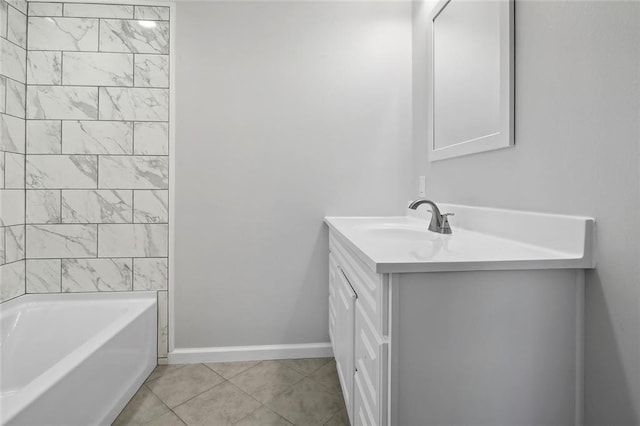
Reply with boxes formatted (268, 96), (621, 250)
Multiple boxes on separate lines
(428, 0), (514, 161)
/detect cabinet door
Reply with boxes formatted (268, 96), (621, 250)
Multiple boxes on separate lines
(354, 302), (388, 426)
(334, 268), (356, 424)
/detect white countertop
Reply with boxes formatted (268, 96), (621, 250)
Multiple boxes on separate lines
(325, 204), (596, 273)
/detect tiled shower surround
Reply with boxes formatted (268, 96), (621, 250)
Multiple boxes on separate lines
(0, 0), (27, 302)
(0, 0), (171, 359)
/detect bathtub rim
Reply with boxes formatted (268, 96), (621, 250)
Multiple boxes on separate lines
(0, 291), (157, 425)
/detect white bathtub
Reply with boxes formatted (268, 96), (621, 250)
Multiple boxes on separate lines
(0, 292), (157, 425)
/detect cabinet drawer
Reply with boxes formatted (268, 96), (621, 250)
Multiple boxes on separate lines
(330, 234), (388, 336)
(354, 372), (379, 426)
(355, 302), (387, 426)
(329, 296), (336, 344)
(328, 253), (338, 343)
(329, 253), (338, 295)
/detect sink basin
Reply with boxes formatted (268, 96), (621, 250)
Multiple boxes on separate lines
(355, 222), (438, 241)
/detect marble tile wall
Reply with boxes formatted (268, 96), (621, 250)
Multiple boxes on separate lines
(23, 2), (171, 359)
(0, 0), (27, 303)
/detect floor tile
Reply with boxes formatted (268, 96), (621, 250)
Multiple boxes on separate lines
(112, 385), (170, 425)
(229, 360), (304, 403)
(146, 363), (225, 408)
(205, 361), (260, 379)
(323, 409), (350, 426)
(267, 378), (344, 426)
(146, 411), (187, 426)
(234, 405), (293, 426)
(278, 358), (333, 376)
(146, 365), (187, 383)
(310, 360), (342, 395)
(173, 381), (261, 426)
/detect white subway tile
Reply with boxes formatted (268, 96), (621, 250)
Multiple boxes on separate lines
(28, 2), (63, 17)
(26, 259), (61, 293)
(0, 113), (25, 153)
(157, 290), (168, 357)
(0, 260), (25, 302)
(26, 224), (97, 258)
(0, 152), (4, 187)
(7, 5), (26, 48)
(5, 224), (24, 263)
(62, 52), (133, 86)
(99, 155), (168, 189)
(133, 257), (167, 290)
(28, 17), (98, 51)
(61, 189), (132, 223)
(26, 155), (97, 189)
(26, 190), (61, 223)
(62, 258), (132, 292)
(0, 1), (7, 38)
(133, 122), (168, 155)
(4, 152), (24, 188)
(27, 86), (98, 120)
(27, 120), (61, 154)
(5, 78), (25, 118)
(99, 19), (169, 54)
(0, 76), (6, 113)
(64, 3), (133, 19)
(5, 0), (25, 14)
(98, 224), (167, 257)
(0, 189), (25, 226)
(0, 37), (26, 83)
(27, 51), (62, 84)
(0, 227), (5, 264)
(134, 54), (168, 88)
(62, 121), (132, 155)
(99, 87), (168, 121)
(134, 6), (169, 21)
(133, 190), (168, 223)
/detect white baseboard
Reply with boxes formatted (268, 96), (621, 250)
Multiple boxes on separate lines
(167, 342), (333, 364)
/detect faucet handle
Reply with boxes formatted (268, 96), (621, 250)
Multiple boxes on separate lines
(441, 213), (454, 234)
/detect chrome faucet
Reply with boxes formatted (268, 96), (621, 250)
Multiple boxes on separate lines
(408, 199), (454, 234)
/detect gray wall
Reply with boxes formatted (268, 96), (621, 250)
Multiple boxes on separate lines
(175, 1), (412, 348)
(413, 1), (640, 423)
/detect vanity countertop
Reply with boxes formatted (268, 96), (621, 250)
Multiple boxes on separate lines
(325, 204), (596, 274)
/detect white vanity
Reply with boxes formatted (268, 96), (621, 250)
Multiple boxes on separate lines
(325, 204), (595, 426)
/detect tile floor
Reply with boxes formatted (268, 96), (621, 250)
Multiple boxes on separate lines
(113, 358), (350, 426)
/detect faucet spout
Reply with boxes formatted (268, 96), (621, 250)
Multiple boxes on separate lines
(408, 199), (453, 234)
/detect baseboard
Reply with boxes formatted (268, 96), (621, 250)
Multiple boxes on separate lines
(167, 342), (333, 364)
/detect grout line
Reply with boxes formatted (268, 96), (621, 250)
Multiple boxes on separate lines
(27, 83), (169, 89)
(148, 377), (229, 412)
(1, 110), (28, 121)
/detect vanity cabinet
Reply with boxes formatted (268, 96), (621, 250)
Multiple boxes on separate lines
(330, 235), (389, 426)
(329, 252), (356, 422)
(328, 230), (585, 426)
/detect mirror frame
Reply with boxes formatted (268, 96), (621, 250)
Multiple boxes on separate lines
(428, 0), (514, 162)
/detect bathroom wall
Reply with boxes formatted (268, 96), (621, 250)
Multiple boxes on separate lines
(174, 1), (412, 352)
(413, 0), (640, 423)
(0, 0), (27, 303)
(21, 1), (172, 359)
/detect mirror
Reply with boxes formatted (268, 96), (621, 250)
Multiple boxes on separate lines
(429, 0), (514, 161)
